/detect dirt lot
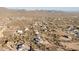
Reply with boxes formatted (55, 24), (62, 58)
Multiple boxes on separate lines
(0, 8), (79, 51)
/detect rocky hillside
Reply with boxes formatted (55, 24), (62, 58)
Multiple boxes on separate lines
(0, 8), (79, 51)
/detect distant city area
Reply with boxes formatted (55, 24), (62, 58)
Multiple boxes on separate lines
(8, 7), (79, 12)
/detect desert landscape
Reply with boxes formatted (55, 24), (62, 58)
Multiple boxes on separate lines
(0, 7), (79, 51)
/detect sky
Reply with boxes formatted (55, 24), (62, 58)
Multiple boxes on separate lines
(9, 7), (79, 12)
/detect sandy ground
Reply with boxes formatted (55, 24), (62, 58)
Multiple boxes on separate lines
(0, 8), (79, 51)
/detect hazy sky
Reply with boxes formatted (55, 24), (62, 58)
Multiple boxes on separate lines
(9, 7), (79, 12)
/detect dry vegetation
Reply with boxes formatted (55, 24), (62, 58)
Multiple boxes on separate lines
(0, 8), (79, 51)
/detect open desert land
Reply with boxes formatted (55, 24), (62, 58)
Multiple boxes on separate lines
(0, 8), (79, 51)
